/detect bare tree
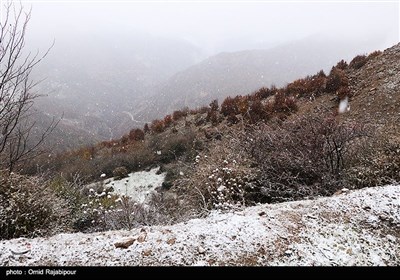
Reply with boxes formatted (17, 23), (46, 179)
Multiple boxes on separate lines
(0, 2), (57, 173)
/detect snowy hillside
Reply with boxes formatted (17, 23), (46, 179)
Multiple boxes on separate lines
(1, 185), (398, 266)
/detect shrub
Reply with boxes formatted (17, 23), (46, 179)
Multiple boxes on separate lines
(112, 166), (129, 180)
(209, 99), (219, 112)
(174, 131), (262, 213)
(272, 91), (298, 115)
(172, 109), (188, 121)
(286, 78), (309, 96)
(349, 54), (368, 69)
(150, 129), (197, 164)
(226, 113), (240, 125)
(221, 96), (239, 116)
(0, 173), (71, 240)
(120, 135), (129, 145)
(163, 115), (173, 127)
(150, 119), (165, 133)
(143, 123), (150, 134)
(206, 99), (220, 126)
(335, 59), (348, 70)
(326, 68), (348, 93)
(254, 87), (275, 99)
(244, 99), (268, 124)
(207, 110), (220, 126)
(129, 128), (145, 141)
(367, 50), (382, 60)
(346, 133), (400, 189)
(247, 112), (368, 202)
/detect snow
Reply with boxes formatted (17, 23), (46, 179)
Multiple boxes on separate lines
(106, 167), (166, 203)
(0, 185), (399, 266)
(87, 167), (166, 203)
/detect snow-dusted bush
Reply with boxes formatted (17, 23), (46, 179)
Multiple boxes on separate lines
(248, 111), (369, 202)
(174, 129), (262, 213)
(0, 173), (71, 240)
(100, 192), (182, 230)
(346, 134), (400, 188)
(150, 128), (197, 164)
(112, 166), (129, 180)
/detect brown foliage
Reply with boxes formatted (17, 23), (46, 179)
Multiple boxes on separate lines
(150, 119), (165, 133)
(335, 59), (348, 70)
(254, 87), (276, 100)
(271, 91), (298, 115)
(129, 128), (145, 141)
(285, 72), (326, 98)
(244, 99), (268, 124)
(349, 54), (368, 69)
(367, 50), (382, 60)
(163, 115), (173, 128)
(326, 68), (348, 93)
(172, 109), (188, 121)
(143, 123), (150, 134)
(221, 96), (240, 116)
(248, 112), (369, 202)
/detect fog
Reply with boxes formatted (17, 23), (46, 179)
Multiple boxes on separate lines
(4, 0), (399, 147)
(28, 1), (398, 54)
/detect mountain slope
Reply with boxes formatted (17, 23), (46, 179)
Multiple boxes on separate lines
(1, 185), (398, 266)
(141, 35), (390, 118)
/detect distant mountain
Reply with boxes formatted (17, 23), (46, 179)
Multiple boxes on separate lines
(139, 34), (391, 119)
(32, 31), (204, 143)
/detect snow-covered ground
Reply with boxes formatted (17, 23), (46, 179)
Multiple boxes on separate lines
(88, 167), (166, 203)
(1, 185), (399, 266)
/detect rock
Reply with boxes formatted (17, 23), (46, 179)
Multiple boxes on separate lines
(137, 232), (147, 243)
(167, 237), (176, 245)
(386, 234), (396, 243)
(142, 249), (152, 257)
(284, 250), (293, 256)
(198, 246), (206, 254)
(114, 237), (135, 249)
(305, 214), (317, 219)
(346, 248), (353, 255)
(258, 211), (266, 217)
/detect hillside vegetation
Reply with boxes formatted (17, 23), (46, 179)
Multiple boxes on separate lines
(2, 43), (400, 245)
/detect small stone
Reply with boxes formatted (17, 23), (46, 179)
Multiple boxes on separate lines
(258, 211), (266, 217)
(341, 188), (349, 193)
(198, 246), (206, 254)
(114, 237), (135, 249)
(167, 237), (176, 245)
(386, 234), (396, 243)
(284, 250), (293, 256)
(142, 249), (152, 256)
(346, 248), (353, 255)
(137, 232), (147, 243)
(306, 214), (317, 219)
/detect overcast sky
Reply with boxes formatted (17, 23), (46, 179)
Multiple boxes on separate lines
(18, 0), (398, 54)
